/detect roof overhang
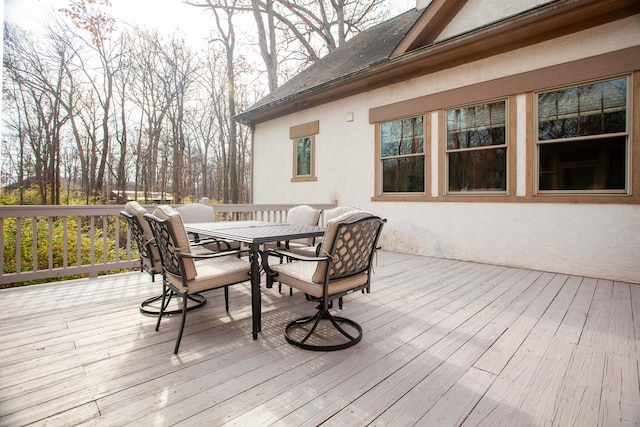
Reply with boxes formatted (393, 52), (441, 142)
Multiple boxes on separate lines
(236, 0), (640, 125)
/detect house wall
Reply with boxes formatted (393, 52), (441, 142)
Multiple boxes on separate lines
(251, 15), (640, 283)
(436, 0), (553, 42)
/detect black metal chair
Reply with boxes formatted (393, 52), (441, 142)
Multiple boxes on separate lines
(264, 204), (322, 294)
(176, 202), (240, 252)
(121, 202), (162, 282)
(122, 201), (207, 316)
(144, 205), (251, 354)
(267, 210), (386, 351)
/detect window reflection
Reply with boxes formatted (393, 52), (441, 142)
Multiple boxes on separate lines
(446, 100), (507, 192)
(380, 116), (425, 193)
(537, 77), (628, 193)
(383, 157), (425, 192)
(539, 137), (625, 190)
(296, 136), (311, 176)
(538, 78), (626, 140)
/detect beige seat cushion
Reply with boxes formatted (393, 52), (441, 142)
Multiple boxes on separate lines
(323, 205), (359, 224)
(287, 206), (360, 256)
(125, 201), (151, 239)
(152, 205), (197, 281)
(175, 203), (215, 223)
(286, 242), (320, 257)
(286, 205), (321, 246)
(177, 203), (241, 252)
(270, 261), (368, 299)
(166, 255), (250, 294)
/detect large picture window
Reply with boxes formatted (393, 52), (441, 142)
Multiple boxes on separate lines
(537, 77), (628, 193)
(379, 116), (425, 193)
(446, 100), (507, 193)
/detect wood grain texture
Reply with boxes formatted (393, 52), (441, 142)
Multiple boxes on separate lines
(0, 251), (638, 426)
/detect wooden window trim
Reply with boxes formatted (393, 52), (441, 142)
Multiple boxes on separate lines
(372, 58), (640, 204)
(291, 121), (318, 182)
(374, 115), (429, 197)
(444, 98), (510, 196)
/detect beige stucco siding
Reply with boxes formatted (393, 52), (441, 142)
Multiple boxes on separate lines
(436, 0), (554, 42)
(251, 15), (640, 283)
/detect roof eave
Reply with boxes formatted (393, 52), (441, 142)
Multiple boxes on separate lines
(236, 0), (640, 126)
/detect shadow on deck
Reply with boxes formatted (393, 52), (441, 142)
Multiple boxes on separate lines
(1, 251), (638, 425)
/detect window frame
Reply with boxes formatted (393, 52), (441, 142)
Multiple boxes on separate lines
(444, 98), (509, 195)
(369, 54), (639, 205)
(534, 75), (630, 196)
(290, 121), (318, 183)
(377, 114), (427, 196)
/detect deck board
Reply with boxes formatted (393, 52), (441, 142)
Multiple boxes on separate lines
(0, 251), (638, 426)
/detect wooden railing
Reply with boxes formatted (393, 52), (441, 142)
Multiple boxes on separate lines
(0, 201), (337, 286)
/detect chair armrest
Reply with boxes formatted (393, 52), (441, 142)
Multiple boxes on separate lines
(283, 237), (317, 250)
(269, 249), (328, 263)
(188, 237), (218, 246)
(177, 248), (248, 260)
(189, 237), (239, 253)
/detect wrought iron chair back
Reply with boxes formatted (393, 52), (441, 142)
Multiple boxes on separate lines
(326, 216), (384, 282)
(145, 214), (183, 280)
(120, 207), (162, 282)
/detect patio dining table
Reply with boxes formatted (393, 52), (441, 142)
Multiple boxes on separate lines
(184, 220), (325, 339)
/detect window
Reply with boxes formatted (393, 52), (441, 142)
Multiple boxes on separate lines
(446, 100), (507, 193)
(290, 121), (318, 182)
(536, 77), (628, 193)
(295, 136), (313, 177)
(379, 115), (425, 193)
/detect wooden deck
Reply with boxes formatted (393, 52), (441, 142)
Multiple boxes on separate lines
(1, 251), (639, 426)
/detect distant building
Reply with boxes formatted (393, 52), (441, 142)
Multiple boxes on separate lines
(122, 191), (173, 204)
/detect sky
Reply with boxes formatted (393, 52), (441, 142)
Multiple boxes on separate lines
(3, 0), (418, 40)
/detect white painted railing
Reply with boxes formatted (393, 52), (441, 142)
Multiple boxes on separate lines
(0, 201), (337, 286)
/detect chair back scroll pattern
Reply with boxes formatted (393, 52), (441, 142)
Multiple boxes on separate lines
(145, 215), (183, 280)
(327, 217), (385, 281)
(122, 212), (152, 262)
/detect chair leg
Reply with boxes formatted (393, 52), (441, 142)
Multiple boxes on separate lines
(155, 281), (168, 332)
(141, 290), (205, 317)
(284, 303), (363, 351)
(224, 286), (229, 311)
(173, 293), (189, 354)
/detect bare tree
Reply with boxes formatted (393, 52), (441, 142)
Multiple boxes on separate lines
(111, 31), (136, 202)
(127, 29), (178, 201)
(164, 35), (198, 204)
(206, 2), (241, 203)
(3, 23), (75, 204)
(187, 45), (226, 199)
(184, 0), (387, 90)
(60, 0), (118, 202)
(2, 0), (390, 206)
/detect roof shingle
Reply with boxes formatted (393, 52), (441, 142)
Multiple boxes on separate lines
(243, 9), (423, 114)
